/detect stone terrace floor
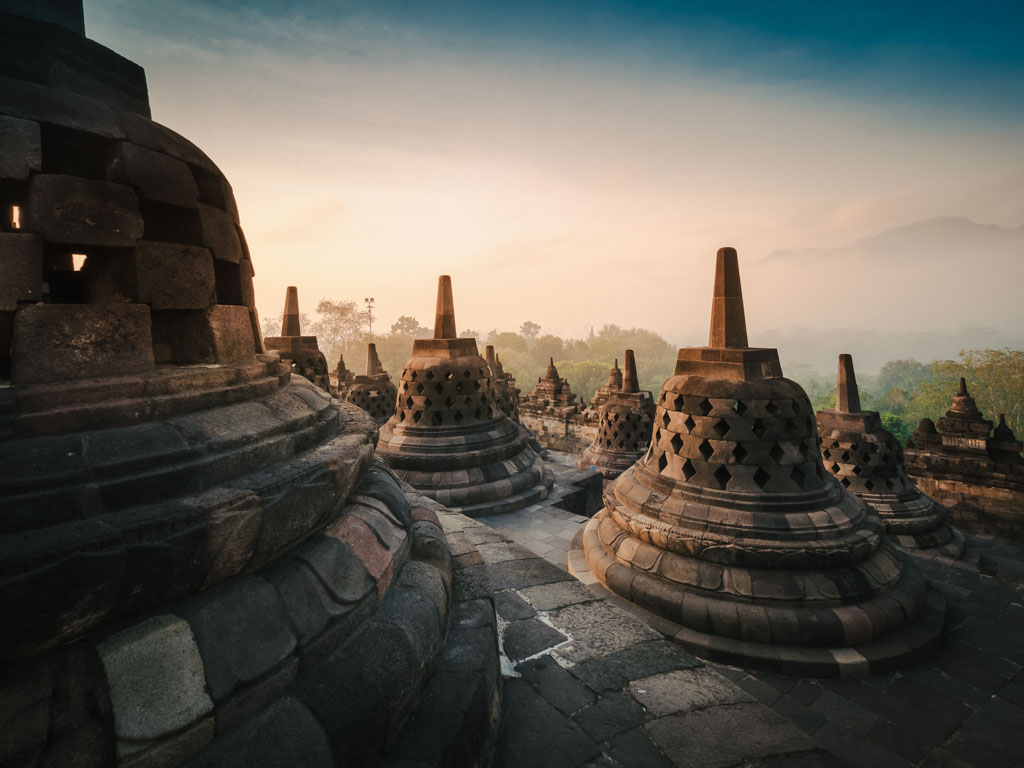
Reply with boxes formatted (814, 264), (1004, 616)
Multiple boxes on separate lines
(479, 497), (1024, 768)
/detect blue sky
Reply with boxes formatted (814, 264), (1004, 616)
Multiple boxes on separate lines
(85, 0), (1024, 342)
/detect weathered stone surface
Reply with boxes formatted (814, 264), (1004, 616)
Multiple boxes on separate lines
(181, 697), (333, 768)
(97, 615), (212, 743)
(26, 174), (143, 246)
(107, 141), (199, 207)
(630, 667), (754, 716)
(151, 304), (254, 364)
(0, 663), (52, 765)
(493, 679), (601, 768)
(645, 704), (818, 768)
(135, 241), (216, 310)
(549, 599), (660, 664)
(176, 578), (297, 702)
(516, 656), (596, 717)
(0, 232), (44, 310)
(502, 618), (568, 661)
(12, 302), (154, 384)
(574, 640), (702, 694)
(197, 203), (242, 263)
(0, 114), (41, 180)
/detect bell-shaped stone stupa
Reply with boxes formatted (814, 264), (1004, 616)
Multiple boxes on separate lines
(343, 342), (398, 425)
(334, 351), (355, 394)
(579, 350), (655, 480)
(817, 354), (965, 558)
(377, 276), (553, 514)
(580, 248), (945, 676)
(589, 358), (623, 411)
(263, 285), (330, 391)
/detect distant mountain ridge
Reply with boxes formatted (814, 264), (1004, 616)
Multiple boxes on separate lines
(732, 216), (1024, 372)
(759, 216), (1024, 265)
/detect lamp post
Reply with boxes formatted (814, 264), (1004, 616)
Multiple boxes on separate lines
(364, 297), (375, 337)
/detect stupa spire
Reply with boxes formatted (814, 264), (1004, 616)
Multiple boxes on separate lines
(433, 275), (457, 340)
(622, 350), (639, 394)
(366, 343), (383, 375)
(282, 286), (301, 337)
(836, 353), (862, 413)
(708, 247), (748, 349)
(485, 344), (498, 371)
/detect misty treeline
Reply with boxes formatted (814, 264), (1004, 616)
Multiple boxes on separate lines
(262, 301), (1023, 443)
(795, 350), (1024, 444)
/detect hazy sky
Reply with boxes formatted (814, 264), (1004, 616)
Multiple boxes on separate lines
(84, 1), (1024, 344)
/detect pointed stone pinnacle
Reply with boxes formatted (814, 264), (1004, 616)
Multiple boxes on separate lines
(282, 286), (301, 337)
(622, 350), (639, 394)
(433, 275), (457, 339)
(836, 353), (861, 413)
(366, 343), (383, 375)
(958, 377), (968, 396)
(545, 357), (559, 379)
(485, 345), (497, 368)
(708, 247), (748, 349)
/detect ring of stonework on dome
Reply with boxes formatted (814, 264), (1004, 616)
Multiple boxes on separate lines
(377, 429), (536, 470)
(601, 497), (884, 571)
(591, 510), (903, 607)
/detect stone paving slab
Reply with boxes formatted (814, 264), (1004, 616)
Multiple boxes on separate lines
(561, 522), (1024, 768)
(440, 507), (844, 768)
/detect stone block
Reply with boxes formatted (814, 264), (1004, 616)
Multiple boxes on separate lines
(197, 203), (242, 263)
(12, 302), (154, 385)
(151, 304), (254, 365)
(108, 142), (199, 207)
(503, 618), (568, 661)
(645, 703), (818, 768)
(0, 232), (44, 310)
(176, 577), (297, 702)
(180, 697), (333, 768)
(97, 615), (213, 743)
(26, 174), (143, 246)
(0, 114), (41, 180)
(0, 74), (124, 140)
(629, 667), (754, 716)
(135, 240), (216, 310)
(0, 663), (52, 765)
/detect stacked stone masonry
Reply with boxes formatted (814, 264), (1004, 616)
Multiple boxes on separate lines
(906, 379), (1024, 542)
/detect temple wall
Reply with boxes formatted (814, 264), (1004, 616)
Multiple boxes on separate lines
(907, 455), (1024, 541)
(519, 405), (597, 456)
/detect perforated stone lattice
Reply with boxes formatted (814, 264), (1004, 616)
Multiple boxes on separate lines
(643, 387), (827, 494)
(819, 434), (912, 495)
(344, 379), (397, 423)
(392, 364), (500, 428)
(598, 407), (653, 452)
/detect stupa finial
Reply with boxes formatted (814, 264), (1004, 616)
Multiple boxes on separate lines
(282, 286), (301, 337)
(486, 344), (497, 367)
(836, 353), (861, 413)
(433, 275), (457, 340)
(622, 350), (639, 394)
(708, 247), (748, 349)
(958, 377), (968, 396)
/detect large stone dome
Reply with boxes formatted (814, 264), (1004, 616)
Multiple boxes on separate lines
(0, 8), (482, 766)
